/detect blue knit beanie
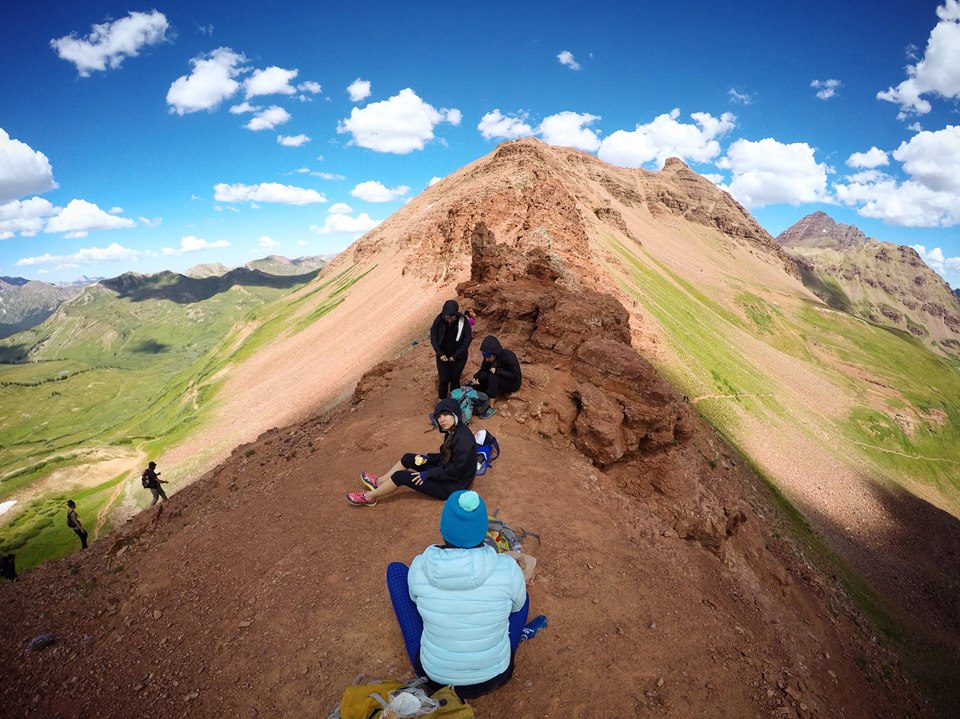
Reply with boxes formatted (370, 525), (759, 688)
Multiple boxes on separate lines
(440, 490), (488, 548)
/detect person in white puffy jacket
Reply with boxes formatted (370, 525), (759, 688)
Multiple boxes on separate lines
(386, 490), (529, 700)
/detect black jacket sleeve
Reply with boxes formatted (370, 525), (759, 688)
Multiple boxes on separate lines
(429, 315), (444, 355)
(424, 426), (477, 488)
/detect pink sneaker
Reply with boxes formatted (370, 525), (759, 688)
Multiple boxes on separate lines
(360, 471), (380, 491)
(346, 491), (377, 507)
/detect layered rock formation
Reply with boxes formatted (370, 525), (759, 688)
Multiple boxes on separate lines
(777, 211), (960, 351)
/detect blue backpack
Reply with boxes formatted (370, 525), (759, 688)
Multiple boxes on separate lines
(474, 429), (500, 476)
(450, 386), (490, 425)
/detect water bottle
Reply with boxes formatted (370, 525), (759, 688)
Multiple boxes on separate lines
(520, 614), (548, 642)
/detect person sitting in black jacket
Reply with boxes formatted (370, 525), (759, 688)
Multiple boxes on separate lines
(472, 335), (521, 407)
(346, 399), (477, 507)
(430, 299), (472, 400)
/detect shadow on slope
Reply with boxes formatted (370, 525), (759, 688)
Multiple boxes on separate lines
(794, 476), (960, 714)
(101, 267), (321, 304)
(0, 341), (32, 364)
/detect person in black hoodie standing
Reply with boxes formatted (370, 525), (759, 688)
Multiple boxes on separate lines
(472, 335), (522, 407)
(430, 299), (472, 400)
(346, 399), (477, 507)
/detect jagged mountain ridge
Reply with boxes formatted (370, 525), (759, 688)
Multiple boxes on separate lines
(776, 211), (960, 350)
(776, 209), (870, 249)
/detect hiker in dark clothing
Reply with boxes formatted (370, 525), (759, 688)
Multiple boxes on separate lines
(143, 461), (168, 506)
(0, 553), (17, 581)
(430, 299), (472, 400)
(66, 500), (88, 550)
(347, 398), (477, 507)
(472, 335), (522, 406)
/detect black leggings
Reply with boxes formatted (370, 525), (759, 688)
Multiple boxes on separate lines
(391, 453), (461, 500)
(474, 370), (520, 398)
(436, 356), (467, 399)
(73, 528), (88, 549)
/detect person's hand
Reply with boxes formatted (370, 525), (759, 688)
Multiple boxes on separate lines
(440, 355), (449, 362)
(490, 367), (496, 374)
(410, 472), (424, 486)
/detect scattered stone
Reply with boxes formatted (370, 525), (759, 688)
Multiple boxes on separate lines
(238, 620), (252, 628)
(153, 610), (162, 620)
(184, 691), (200, 703)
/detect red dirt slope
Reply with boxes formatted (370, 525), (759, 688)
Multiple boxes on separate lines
(0, 238), (922, 719)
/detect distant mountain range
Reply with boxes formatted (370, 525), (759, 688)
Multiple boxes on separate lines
(776, 210), (960, 353)
(0, 256), (328, 339)
(186, 254), (329, 278)
(0, 276), (84, 339)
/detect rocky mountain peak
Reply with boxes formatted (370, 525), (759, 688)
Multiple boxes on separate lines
(776, 210), (870, 249)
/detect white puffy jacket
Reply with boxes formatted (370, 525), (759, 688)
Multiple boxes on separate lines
(408, 544), (526, 686)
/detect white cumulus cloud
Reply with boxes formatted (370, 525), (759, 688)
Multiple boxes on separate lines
(258, 235), (279, 249)
(847, 147), (889, 169)
(598, 108), (735, 168)
(428, 176), (442, 187)
(277, 134), (310, 147)
(557, 50), (581, 71)
(877, 1), (960, 117)
(328, 202), (353, 214)
(717, 138), (830, 209)
(162, 235), (231, 256)
(350, 180), (410, 202)
(348, 78), (371, 102)
(45, 199), (136, 238)
(310, 209), (380, 236)
(245, 106), (291, 131)
(50, 10), (168, 77)
(811, 79), (842, 100)
(538, 111), (601, 152)
(17, 242), (139, 267)
(139, 216), (162, 228)
(298, 81), (322, 95)
(834, 125), (960, 226)
(728, 88), (752, 105)
(0, 129), (58, 203)
(245, 66), (298, 98)
(337, 88), (461, 154)
(213, 182), (327, 205)
(167, 48), (246, 116)
(229, 101), (260, 115)
(0, 197), (59, 237)
(477, 110), (535, 140)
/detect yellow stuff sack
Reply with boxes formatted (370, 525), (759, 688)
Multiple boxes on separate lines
(332, 680), (474, 719)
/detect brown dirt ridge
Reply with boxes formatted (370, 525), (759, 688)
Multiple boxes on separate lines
(0, 227), (927, 718)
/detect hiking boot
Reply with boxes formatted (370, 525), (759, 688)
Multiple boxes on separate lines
(480, 407), (497, 419)
(345, 491), (377, 507)
(360, 471), (380, 491)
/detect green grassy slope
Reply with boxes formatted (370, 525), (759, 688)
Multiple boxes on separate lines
(0, 264), (366, 570)
(607, 237), (960, 501)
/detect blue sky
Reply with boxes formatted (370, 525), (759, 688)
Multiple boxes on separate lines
(3, 0), (960, 287)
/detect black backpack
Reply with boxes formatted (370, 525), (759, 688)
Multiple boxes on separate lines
(141, 469), (151, 488)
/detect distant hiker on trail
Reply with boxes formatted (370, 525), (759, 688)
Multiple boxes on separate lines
(430, 299), (472, 400)
(387, 490), (529, 700)
(471, 335), (522, 411)
(142, 461), (168, 506)
(346, 398), (476, 507)
(463, 308), (476, 328)
(66, 500), (88, 550)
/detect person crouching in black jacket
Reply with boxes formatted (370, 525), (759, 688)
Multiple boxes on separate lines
(473, 335), (521, 407)
(346, 399), (477, 507)
(430, 299), (472, 400)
